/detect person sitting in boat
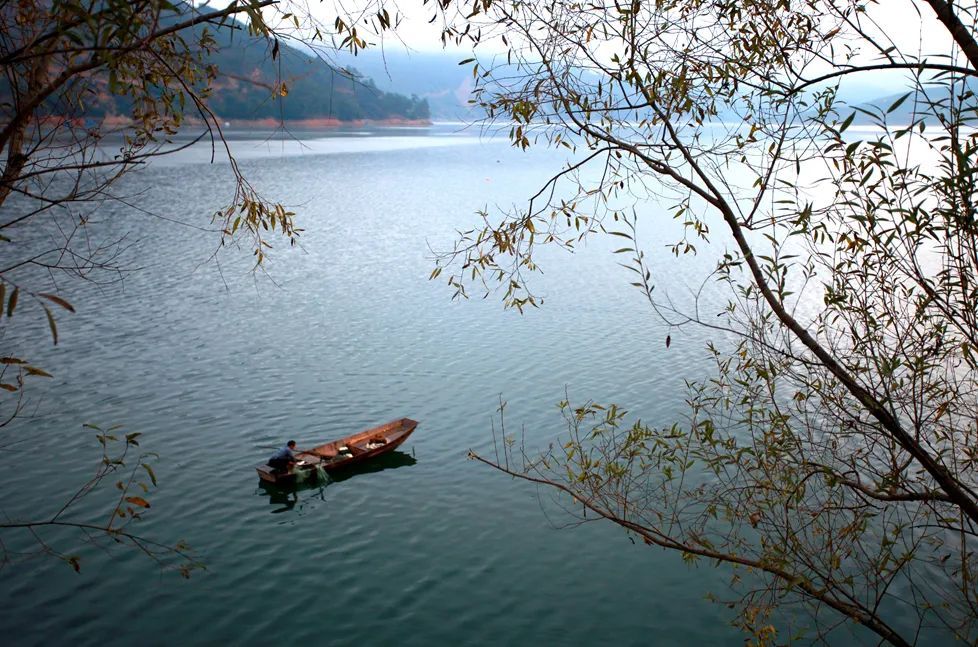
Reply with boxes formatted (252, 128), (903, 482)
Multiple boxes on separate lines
(267, 440), (300, 473)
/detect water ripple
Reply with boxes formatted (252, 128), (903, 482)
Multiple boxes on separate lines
(1, 127), (742, 646)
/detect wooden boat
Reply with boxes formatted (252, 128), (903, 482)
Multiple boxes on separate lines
(255, 418), (418, 485)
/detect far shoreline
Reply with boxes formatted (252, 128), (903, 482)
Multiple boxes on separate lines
(94, 115), (433, 130)
(216, 117), (433, 129)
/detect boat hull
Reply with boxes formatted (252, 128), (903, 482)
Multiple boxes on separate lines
(256, 417), (418, 485)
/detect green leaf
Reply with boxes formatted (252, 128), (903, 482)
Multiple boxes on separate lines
(141, 463), (158, 487)
(839, 112), (855, 133)
(887, 92), (912, 114)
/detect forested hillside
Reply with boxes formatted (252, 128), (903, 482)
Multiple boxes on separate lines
(12, 5), (429, 123)
(203, 33), (430, 122)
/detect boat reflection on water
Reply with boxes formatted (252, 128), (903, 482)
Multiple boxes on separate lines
(260, 484), (301, 514)
(256, 449), (418, 514)
(324, 448), (418, 483)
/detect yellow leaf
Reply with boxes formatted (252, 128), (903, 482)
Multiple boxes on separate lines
(38, 293), (75, 313)
(7, 287), (18, 317)
(44, 307), (58, 345)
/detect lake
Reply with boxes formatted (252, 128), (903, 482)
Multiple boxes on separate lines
(0, 123), (760, 645)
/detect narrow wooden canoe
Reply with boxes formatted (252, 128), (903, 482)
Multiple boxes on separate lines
(255, 417), (418, 485)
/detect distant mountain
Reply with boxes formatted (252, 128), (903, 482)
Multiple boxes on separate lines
(326, 48), (978, 128)
(857, 80), (978, 124)
(332, 50), (479, 120)
(203, 32), (430, 122)
(22, 7), (430, 123)
(330, 50), (950, 127)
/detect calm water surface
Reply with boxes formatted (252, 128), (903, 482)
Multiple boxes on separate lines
(2, 125), (749, 645)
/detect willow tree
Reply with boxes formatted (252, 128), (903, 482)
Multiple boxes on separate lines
(433, 0), (978, 643)
(0, 0), (392, 574)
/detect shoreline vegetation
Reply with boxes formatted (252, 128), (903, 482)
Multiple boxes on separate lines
(39, 115), (433, 130)
(101, 115), (433, 130)
(207, 117), (432, 129)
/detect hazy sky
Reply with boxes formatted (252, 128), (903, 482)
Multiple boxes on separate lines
(306, 0), (958, 54)
(201, 1), (959, 55)
(201, 0), (967, 100)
